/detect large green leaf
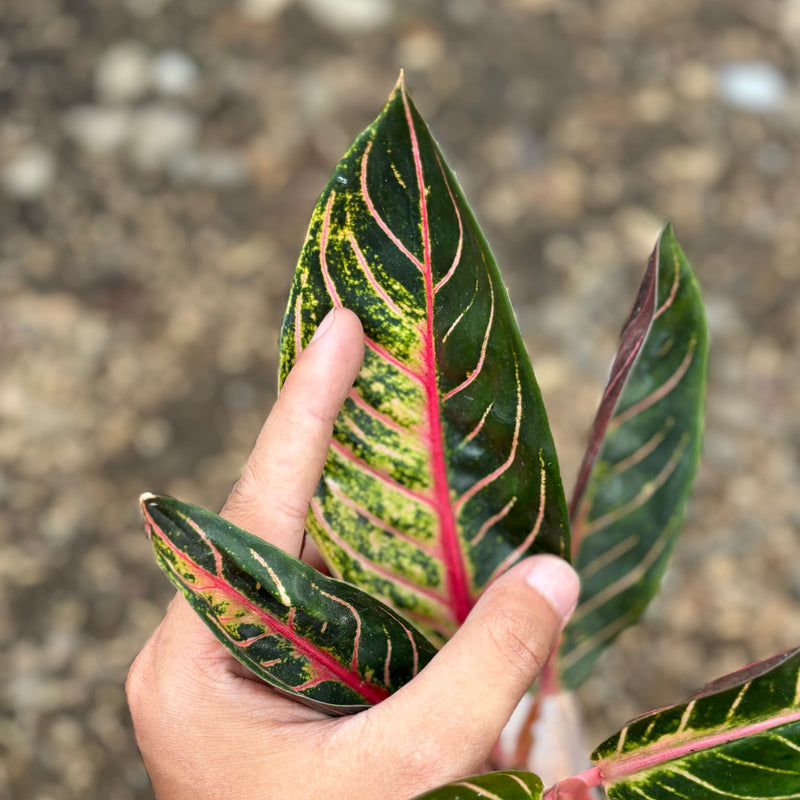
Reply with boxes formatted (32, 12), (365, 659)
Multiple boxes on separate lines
(585, 646), (800, 798)
(410, 771), (543, 800)
(140, 493), (437, 715)
(278, 74), (570, 644)
(559, 225), (708, 688)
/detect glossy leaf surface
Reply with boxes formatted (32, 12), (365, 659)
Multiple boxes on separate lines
(141, 493), (437, 715)
(560, 225), (708, 688)
(279, 75), (569, 644)
(590, 646), (800, 798)
(410, 771), (543, 800)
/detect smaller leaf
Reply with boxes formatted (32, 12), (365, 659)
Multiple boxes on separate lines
(590, 645), (800, 799)
(141, 493), (438, 715)
(410, 771), (543, 800)
(560, 224), (708, 689)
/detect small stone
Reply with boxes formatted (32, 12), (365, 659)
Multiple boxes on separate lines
(238, 0), (293, 21)
(150, 50), (199, 97)
(675, 62), (716, 101)
(63, 106), (129, 155)
(755, 141), (789, 175)
(127, 105), (198, 170)
(95, 41), (151, 104)
(134, 417), (173, 458)
(780, 0), (800, 47)
(614, 206), (663, 257)
(167, 149), (249, 187)
(652, 146), (725, 187)
(395, 27), (444, 70)
(301, 0), (393, 32)
(123, 0), (168, 16)
(1, 146), (56, 200)
(716, 61), (788, 114)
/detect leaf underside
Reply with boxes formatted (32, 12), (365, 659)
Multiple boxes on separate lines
(141, 494), (437, 715)
(279, 74), (570, 644)
(410, 770), (543, 800)
(559, 224), (708, 689)
(592, 645), (800, 799)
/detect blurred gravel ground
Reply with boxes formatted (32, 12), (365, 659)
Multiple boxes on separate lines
(1, 1), (799, 797)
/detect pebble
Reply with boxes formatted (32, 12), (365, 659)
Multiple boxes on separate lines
(124, 0), (168, 15)
(300, 0), (393, 32)
(716, 61), (789, 114)
(1, 145), (56, 200)
(238, 0), (293, 21)
(779, 0), (800, 47)
(63, 106), (130, 155)
(95, 41), (151, 104)
(150, 49), (199, 97)
(167, 148), (249, 187)
(126, 105), (199, 170)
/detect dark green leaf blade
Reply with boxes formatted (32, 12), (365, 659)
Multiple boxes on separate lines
(140, 493), (438, 715)
(559, 225), (708, 688)
(279, 74), (569, 644)
(410, 771), (543, 800)
(589, 646), (800, 799)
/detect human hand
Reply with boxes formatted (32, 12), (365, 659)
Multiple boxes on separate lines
(126, 307), (581, 800)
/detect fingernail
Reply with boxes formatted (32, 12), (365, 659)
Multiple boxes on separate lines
(526, 555), (580, 623)
(310, 308), (336, 343)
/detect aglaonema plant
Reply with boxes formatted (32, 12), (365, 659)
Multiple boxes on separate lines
(141, 74), (800, 798)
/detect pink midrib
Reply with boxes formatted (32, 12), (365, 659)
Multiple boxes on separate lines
(147, 508), (390, 705)
(562, 707), (800, 792)
(600, 709), (800, 781)
(402, 90), (472, 626)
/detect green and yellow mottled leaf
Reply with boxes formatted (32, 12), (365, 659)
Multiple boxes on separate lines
(141, 493), (437, 715)
(589, 646), (800, 799)
(559, 225), (708, 688)
(410, 770), (543, 800)
(279, 74), (569, 644)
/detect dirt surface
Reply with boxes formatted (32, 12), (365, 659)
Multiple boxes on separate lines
(2, 1), (799, 797)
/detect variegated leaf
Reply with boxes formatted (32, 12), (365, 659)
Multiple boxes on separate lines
(279, 73), (569, 644)
(410, 770), (543, 800)
(141, 493), (438, 715)
(559, 225), (708, 688)
(584, 646), (800, 799)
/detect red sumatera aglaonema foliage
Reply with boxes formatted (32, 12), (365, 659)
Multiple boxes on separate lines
(423, 647), (800, 799)
(141, 74), (800, 799)
(559, 225), (708, 689)
(278, 73), (570, 645)
(141, 494), (436, 714)
(581, 645), (800, 799)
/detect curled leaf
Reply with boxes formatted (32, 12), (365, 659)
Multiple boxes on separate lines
(560, 225), (708, 688)
(141, 493), (437, 715)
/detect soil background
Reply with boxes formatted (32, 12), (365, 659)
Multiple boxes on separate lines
(2, 1), (799, 798)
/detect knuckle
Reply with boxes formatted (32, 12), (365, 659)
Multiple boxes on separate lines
(481, 606), (549, 679)
(267, 493), (310, 526)
(224, 462), (261, 511)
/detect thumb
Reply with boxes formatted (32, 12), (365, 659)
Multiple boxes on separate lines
(374, 555), (580, 778)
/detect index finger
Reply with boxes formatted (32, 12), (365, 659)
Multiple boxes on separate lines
(221, 308), (364, 555)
